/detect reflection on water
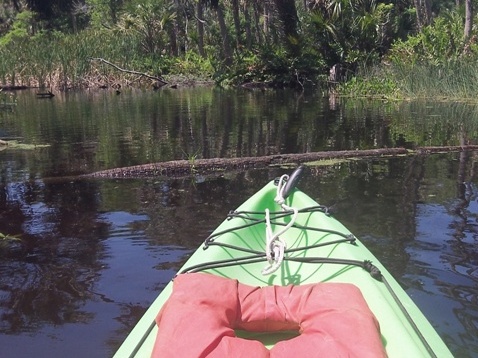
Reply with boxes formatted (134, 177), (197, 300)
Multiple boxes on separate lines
(0, 89), (478, 357)
(2, 89), (478, 177)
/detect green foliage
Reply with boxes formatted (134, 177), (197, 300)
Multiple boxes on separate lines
(217, 44), (326, 88)
(305, 0), (396, 69)
(338, 67), (399, 97)
(343, 54), (478, 100)
(0, 0), (474, 94)
(341, 7), (478, 100)
(0, 10), (35, 46)
(86, 0), (125, 27)
(172, 51), (214, 79)
(0, 26), (141, 88)
(387, 11), (466, 66)
(392, 60), (478, 99)
(115, 0), (176, 57)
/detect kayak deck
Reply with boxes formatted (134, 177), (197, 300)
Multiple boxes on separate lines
(114, 179), (452, 357)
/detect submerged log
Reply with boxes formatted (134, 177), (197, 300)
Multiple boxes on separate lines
(36, 91), (55, 98)
(0, 85), (30, 90)
(415, 145), (478, 154)
(87, 146), (478, 179)
(87, 148), (409, 178)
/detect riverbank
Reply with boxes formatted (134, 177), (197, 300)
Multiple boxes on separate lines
(1, 27), (478, 100)
(336, 60), (478, 102)
(0, 73), (215, 92)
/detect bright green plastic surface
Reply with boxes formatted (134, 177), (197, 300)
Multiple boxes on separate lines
(113, 180), (452, 358)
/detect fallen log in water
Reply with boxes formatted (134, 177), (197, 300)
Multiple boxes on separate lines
(0, 85), (30, 90)
(86, 148), (402, 178)
(36, 91), (55, 98)
(415, 145), (478, 154)
(86, 145), (478, 179)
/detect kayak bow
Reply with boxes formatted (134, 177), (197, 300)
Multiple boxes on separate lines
(114, 167), (452, 358)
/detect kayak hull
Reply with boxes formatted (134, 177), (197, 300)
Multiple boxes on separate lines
(114, 179), (452, 357)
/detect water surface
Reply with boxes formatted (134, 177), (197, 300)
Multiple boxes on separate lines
(0, 88), (477, 357)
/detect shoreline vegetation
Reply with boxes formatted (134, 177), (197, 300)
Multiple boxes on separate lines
(0, 2), (477, 99)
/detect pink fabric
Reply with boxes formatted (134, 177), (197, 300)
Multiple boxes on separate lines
(152, 273), (386, 358)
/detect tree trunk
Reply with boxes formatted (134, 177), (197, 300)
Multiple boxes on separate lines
(273, 0), (301, 56)
(243, 1), (253, 49)
(424, 0), (432, 26)
(253, 1), (264, 44)
(196, 0), (206, 57)
(231, 0), (242, 47)
(414, 0), (432, 30)
(263, 1), (270, 38)
(71, 10), (77, 33)
(169, 0), (180, 56)
(169, 25), (179, 56)
(183, 5), (189, 53)
(109, 0), (122, 24)
(215, 3), (233, 65)
(464, 0), (473, 40)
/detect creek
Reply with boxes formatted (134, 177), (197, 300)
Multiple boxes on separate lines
(0, 88), (477, 357)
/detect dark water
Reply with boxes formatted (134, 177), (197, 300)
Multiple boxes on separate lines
(1, 88), (478, 357)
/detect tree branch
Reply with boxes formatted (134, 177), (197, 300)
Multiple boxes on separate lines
(89, 58), (168, 87)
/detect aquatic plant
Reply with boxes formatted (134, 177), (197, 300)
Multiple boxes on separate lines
(0, 232), (22, 247)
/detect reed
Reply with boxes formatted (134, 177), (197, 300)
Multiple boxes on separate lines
(0, 29), (150, 89)
(0, 26), (214, 90)
(390, 61), (478, 99)
(340, 60), (478, 101)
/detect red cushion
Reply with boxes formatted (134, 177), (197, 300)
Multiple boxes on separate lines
(152, 273), (386, 357)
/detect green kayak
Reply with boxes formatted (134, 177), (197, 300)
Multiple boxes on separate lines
(114, 166), (452, 357)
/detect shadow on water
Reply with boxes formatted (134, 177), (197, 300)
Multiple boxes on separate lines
(0, 89), (478, 356)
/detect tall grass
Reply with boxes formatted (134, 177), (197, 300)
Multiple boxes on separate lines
(339, 60), (478, 101)
(0, 29), (157, 89)
(392, 61), (478, 100)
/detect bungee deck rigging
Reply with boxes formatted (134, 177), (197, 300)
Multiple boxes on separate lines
(179, 180), (436, 356)
(182, 205), (364, 275)
(113, 166), (452, 358)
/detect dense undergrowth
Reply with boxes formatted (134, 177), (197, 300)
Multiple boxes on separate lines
(339, 10), (478, 100)
(0, 2), (477, 99)
(0, 28), (216, 90)
(338, 60), (478, 101)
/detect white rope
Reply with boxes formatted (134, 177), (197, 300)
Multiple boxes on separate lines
(262, 175), (299, 275)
